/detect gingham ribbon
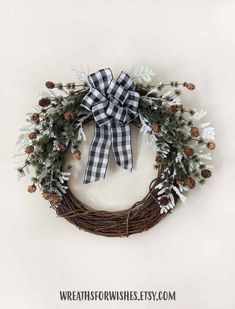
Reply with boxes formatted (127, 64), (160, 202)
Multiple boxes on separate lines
(80, 68), (140, 183)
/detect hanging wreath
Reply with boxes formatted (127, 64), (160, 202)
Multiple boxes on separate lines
(15, 66), (216, 237)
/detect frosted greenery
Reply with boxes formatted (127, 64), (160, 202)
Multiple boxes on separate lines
(15, 67), (215, 211)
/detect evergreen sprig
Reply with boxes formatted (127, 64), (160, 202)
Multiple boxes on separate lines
(15, 77), (215, 211)
(138, 82), (215, 213)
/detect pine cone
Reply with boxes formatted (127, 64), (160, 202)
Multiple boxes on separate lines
(170, 105), (178, 113)
(42, 191), (52, 200)
(165, 106), (173, 113)
(151, 123), (159, 133)
(201, 169), (212, 178)
(28, 184), (36, 193)
(50, 195), (62, 206)
(45, 81), (55, 89)
(184, 177), (195, 189)
(184, 82), (195, 90)
(38, 97), (51, 107)
(207, 142), (216, 150)
(31, 113), (39, 122)
(28, 132), (37, 140)
(25, 145), (34, 154)
(155, 155), (164, 165)
(72, 150), (81, 160)
(159, 196), (169, 206)
(166, 106), (177, 113)
(58, 143), (67, 151)
(191, 127), (200, 137)
(183, 147), (194, 157)
(64, 110), (75, 121)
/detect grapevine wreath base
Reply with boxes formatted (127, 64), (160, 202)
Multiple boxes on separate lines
(57, 157), (177, 237)
(16, 66), (216, 237)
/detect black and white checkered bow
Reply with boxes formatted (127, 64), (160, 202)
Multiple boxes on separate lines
(80, 68), (140, 183)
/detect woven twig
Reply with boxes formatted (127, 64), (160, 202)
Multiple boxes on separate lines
(56, 165), (178, 237)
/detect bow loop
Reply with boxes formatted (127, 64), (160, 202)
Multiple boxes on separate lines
(80, 88), (106, 112)
(88, 68), (113, 95)
(106, 80), (129, 104)
(116, 72), (135, 91)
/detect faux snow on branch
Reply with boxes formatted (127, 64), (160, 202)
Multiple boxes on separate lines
(131, 65), (155, 83)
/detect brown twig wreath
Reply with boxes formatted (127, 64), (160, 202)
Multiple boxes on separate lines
(15, 66), (216, 237)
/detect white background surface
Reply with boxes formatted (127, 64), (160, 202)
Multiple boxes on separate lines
(0, 0), (235, 308)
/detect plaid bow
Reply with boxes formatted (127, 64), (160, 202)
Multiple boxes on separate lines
(80, 68), (140, 183)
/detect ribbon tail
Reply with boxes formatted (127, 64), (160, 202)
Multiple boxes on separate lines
(83, 122), (111, 184)
(111, 120), (133, 171)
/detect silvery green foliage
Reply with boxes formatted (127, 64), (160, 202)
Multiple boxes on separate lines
(161, 90), (181, 105)
(15, 67), (215, 211)
(15, 133), (29, 150)
(192, 109), (207, 121)
(129, 65), (156, 83)
(15, 82), (88, 198)
(192, 109), (215, 140)
(139, 114), (158, 152)
(192, 111), (215, 160)
(139, 114), (170, 157)
(201, 126), (215, 140)
(71, 67), (87, 83)
(138, 81), (215, 214)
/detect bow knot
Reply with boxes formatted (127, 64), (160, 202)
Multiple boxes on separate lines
(80, 68), (140, 183)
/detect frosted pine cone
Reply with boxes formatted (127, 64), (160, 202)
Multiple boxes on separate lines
(42, 191), (52, 200)
(159, 196), (169, 206)
(28, 184), (36, 193)
(184, 177), (195, 189)
(31, 113), (39, 122)
(50, 195), (62, 206)
(25, 145), (34, 154)
(45, 81), (55, 89)
(72, 150), (81, 160)
(207, 142), (216, 150)
(58, 143), (67, 151)
(201, 169), (212, 178)
(151, 123), (159, 133)
(191, 127), (200, 137)
(184, 82), (195, 90)
(38, 98), (51, 107)
(28, 132), (37, 140)
(183, 147), (194, 157)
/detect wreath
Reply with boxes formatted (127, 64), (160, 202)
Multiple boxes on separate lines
(15, 66), (216, 237)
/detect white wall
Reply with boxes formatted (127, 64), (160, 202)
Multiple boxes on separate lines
(0, 0), (235, 308)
